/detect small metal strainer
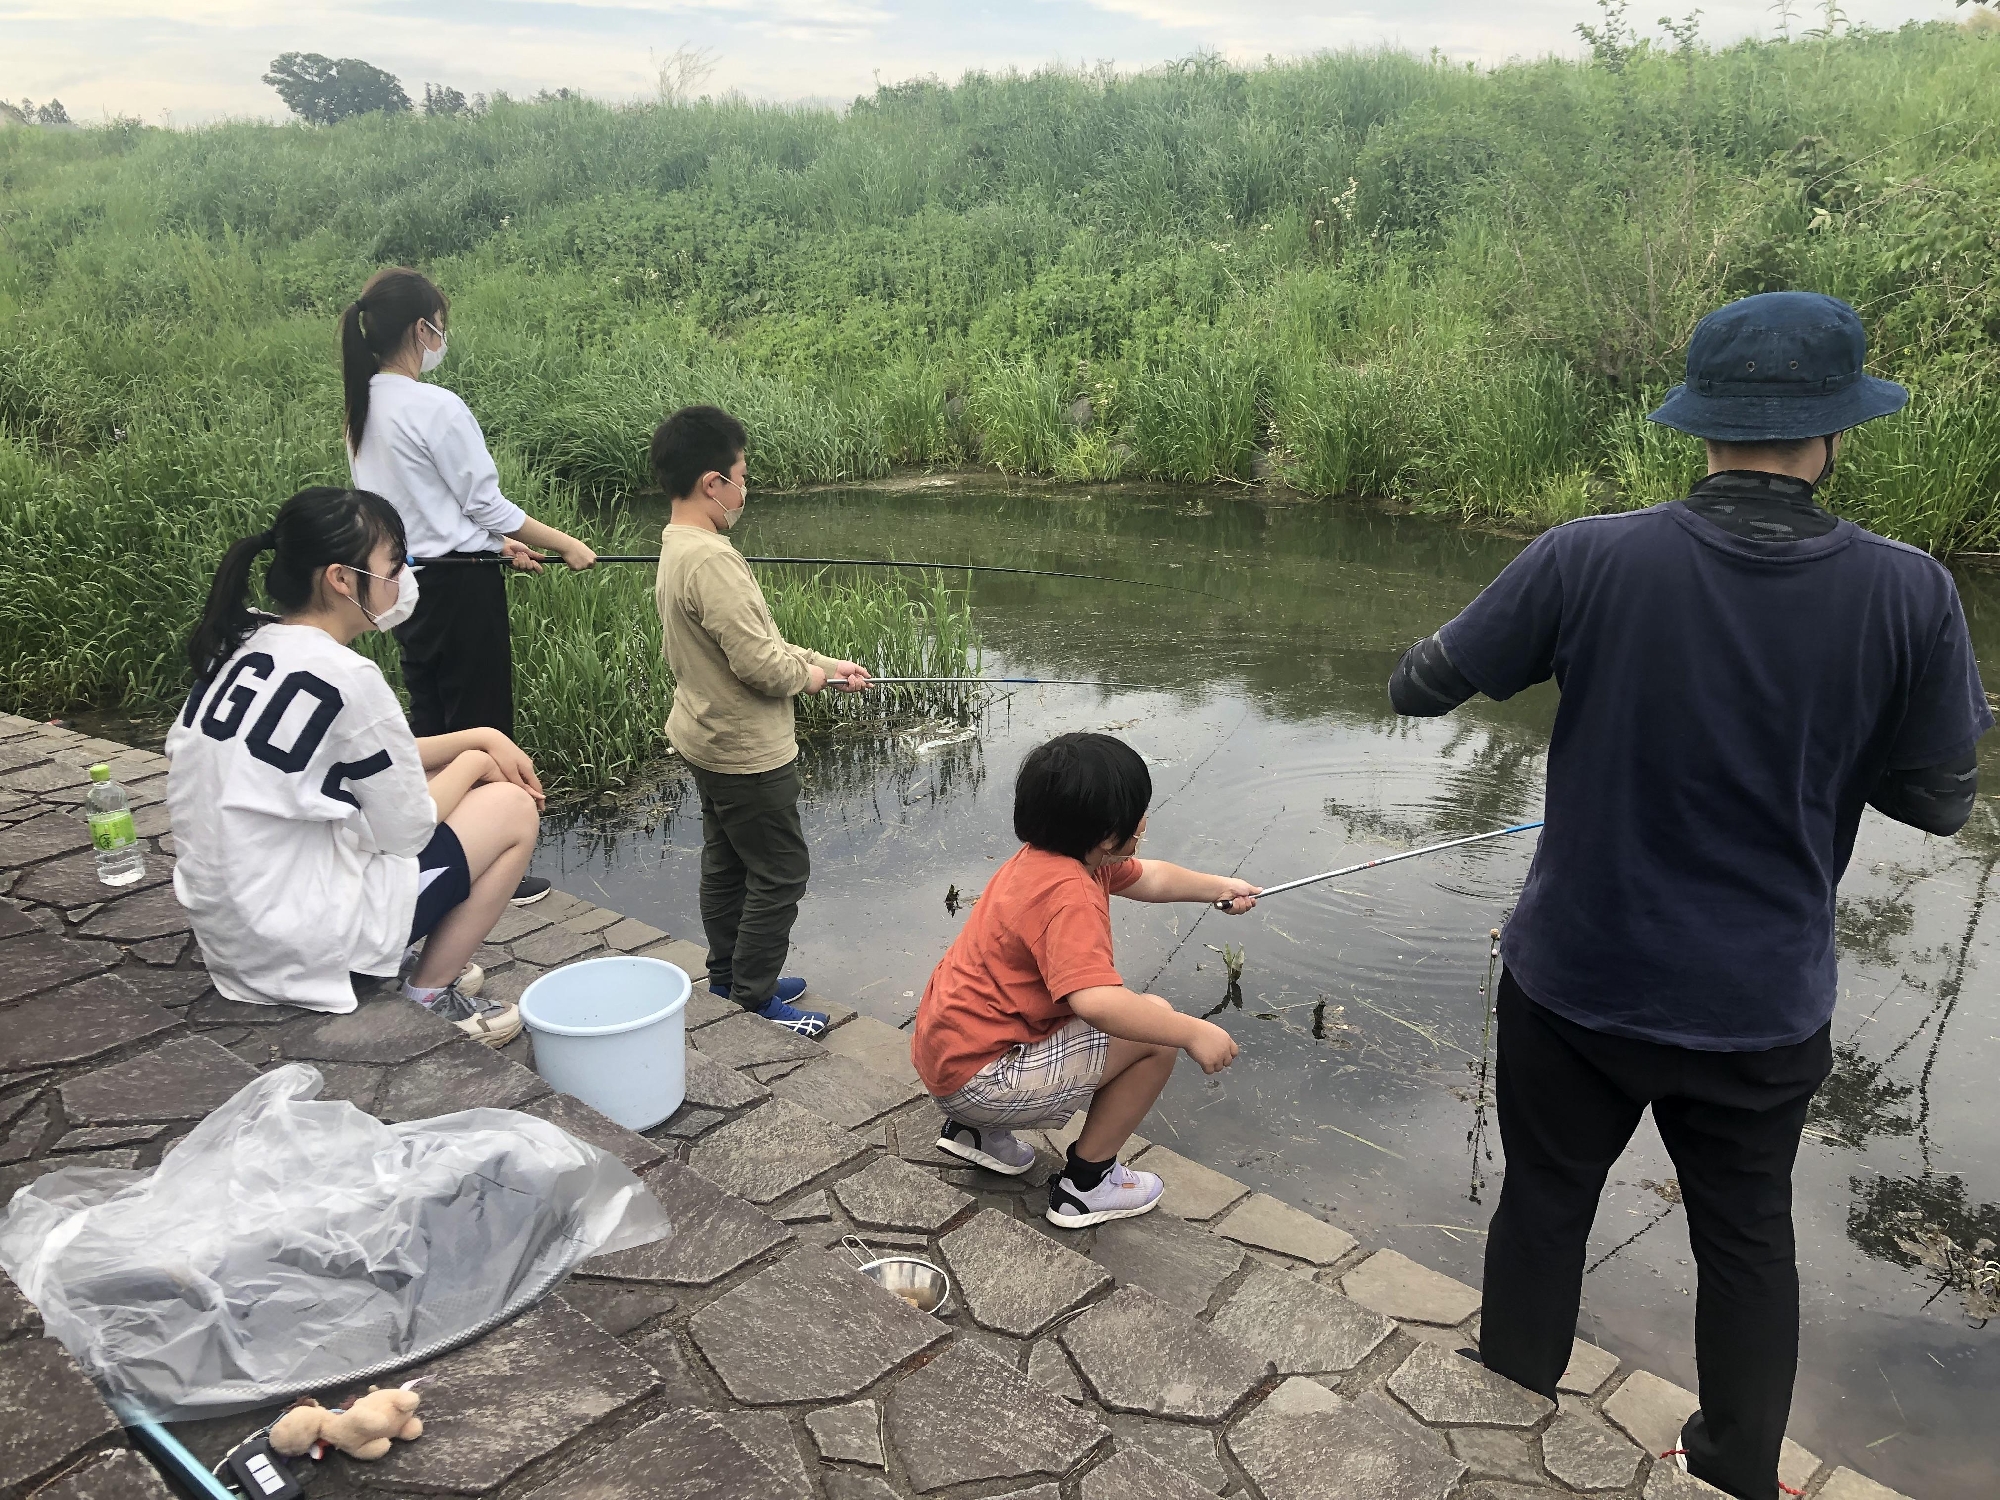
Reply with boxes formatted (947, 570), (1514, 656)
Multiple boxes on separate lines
(840, 1234), (953, 1316)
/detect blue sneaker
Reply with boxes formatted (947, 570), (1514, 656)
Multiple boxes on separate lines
(754, 995), (829, 1038)
(709, 976), (809, 1005)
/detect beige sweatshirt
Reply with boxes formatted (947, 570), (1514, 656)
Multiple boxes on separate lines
(655, 524), (840, 775)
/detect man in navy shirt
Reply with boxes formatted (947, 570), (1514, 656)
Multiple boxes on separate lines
(1390, 292), (1989, 1500)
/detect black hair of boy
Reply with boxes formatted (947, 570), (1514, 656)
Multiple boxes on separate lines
(1013, 733), (1153, 861)
(652, 405), (748, 500)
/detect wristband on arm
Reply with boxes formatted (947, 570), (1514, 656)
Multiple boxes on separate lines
(1389, 633), (1478, 717)
(1868, 748), (1978, 837)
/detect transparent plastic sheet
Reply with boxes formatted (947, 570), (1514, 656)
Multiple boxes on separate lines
(0, 1065), (671, 1422)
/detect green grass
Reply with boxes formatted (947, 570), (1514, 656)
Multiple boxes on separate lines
(0, 412), (976, 801)
(495, 545), (980, 800)
(4, 17), (2000, 772)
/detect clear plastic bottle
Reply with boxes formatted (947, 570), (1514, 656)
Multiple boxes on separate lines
(85, 763), (147, 887)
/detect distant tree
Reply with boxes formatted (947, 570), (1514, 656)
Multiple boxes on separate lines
(423, 83), (468, 117)
(263, 52), (411, 125)
(1577, 0), (1644, 71)
(1657, 10), (1702, 52)
(534, 87), (581, 104)
(4, 99), (71, 126)
(655, 43), (718, 105)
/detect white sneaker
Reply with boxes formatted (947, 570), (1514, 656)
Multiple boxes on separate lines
(935, 1119), (1037, 1176)
(400, 944), (482, 998)
(1046, 1162), (1164, 1228)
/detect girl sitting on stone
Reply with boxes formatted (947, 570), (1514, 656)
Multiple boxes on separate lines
(166, 486), (540, 1044)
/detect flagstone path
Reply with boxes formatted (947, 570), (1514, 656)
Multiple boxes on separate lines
(0, 713), (1915, 1500)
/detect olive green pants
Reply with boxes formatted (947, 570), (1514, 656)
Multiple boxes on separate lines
(687, 758), (809, 1011)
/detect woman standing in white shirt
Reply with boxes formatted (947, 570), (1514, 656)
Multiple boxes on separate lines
(342, 266), (593, 904)
(167, 485), (541, 1044)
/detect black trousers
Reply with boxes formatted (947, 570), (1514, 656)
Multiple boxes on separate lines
(1480, 970), (1831, 1500)
(687, 758), (810, 1011)
(394, 557), (514, 739)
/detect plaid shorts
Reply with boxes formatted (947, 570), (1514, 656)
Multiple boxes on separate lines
(935, 1017), (1110, 1129)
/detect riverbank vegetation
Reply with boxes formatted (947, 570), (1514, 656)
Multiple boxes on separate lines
(3, 15), (1997, 786)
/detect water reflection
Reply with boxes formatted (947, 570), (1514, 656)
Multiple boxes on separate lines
(551, 482), (1998, 1495)
(1812, 1039), (1916, 1151)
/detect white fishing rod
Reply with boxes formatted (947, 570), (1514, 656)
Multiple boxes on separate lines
(1216, 821), (1543, 910)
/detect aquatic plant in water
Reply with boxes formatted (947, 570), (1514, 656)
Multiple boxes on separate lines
(1204, 942), (1246, 1010)
(1894, 1218), (2000, 1326)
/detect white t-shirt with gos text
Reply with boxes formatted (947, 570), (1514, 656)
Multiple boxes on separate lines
(166, 624), (436, 1012)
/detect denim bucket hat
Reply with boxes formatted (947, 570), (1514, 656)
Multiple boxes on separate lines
(1648, 291), (1907, 441)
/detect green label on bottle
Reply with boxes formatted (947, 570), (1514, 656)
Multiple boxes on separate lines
(88, 809), (137, 852)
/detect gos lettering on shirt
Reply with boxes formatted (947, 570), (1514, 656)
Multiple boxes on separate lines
(176, 630), (431, 839)
(166, 624), (436, 1011)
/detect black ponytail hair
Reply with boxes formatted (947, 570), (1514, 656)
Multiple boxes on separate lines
(187, 486), (408, 681)
(341, 266), (449, 452)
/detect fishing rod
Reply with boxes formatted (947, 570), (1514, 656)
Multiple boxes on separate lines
(1215, 821), (1544, 910)
(410, 552), (1224, 599)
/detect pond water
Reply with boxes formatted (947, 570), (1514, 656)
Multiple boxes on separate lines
(549, 480), (1999, 1498)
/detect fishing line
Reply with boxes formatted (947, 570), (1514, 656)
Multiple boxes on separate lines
(1143, 804), (1284, 994)
(412, 552), (1230, 601)
(1153, 702), (1254, 813)
(1210, 821), (1544, 910)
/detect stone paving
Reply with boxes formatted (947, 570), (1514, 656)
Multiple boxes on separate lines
(0, 712), (1919, 1500)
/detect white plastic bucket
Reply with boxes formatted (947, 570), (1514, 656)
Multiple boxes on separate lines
(518, 956), (689, 1131)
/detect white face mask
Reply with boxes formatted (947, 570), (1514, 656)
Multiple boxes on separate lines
(711, 474), (746, 531)
(418, 319), (447, 374)
(348, 562), (419, 633)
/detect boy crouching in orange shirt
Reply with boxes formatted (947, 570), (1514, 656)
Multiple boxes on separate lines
(911, 732), (1260, 1228)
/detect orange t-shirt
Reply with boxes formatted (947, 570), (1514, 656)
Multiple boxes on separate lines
(912, 845), (1145, 1096)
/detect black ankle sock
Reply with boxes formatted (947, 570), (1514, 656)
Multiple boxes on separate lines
(1064, 1144), (1114, 1193)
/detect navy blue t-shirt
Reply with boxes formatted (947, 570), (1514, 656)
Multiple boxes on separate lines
(1440, 501), (1991, 1050)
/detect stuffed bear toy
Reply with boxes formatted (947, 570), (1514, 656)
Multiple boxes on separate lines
(270, 1387), (424, 1462)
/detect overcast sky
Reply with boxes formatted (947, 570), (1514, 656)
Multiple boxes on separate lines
(7, 1), (1966, 126)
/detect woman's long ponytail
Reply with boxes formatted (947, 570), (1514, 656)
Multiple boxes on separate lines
(187, 530), (275, 683)
(341, 267), (449, 453)
(341, 301), (376, 454)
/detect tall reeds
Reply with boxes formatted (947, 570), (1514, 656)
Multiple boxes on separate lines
(0, 394), (976, 801)
(5, 21), (2000, 753)
(7, 29), (1997, 548)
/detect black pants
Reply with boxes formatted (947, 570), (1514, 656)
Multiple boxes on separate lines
(1480, 970), (1831, 1500)
(394, 557), (513, 739)
(688, 758), (810, 1011)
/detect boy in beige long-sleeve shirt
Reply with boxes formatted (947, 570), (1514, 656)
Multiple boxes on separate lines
(652, 405), (869, 1036)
